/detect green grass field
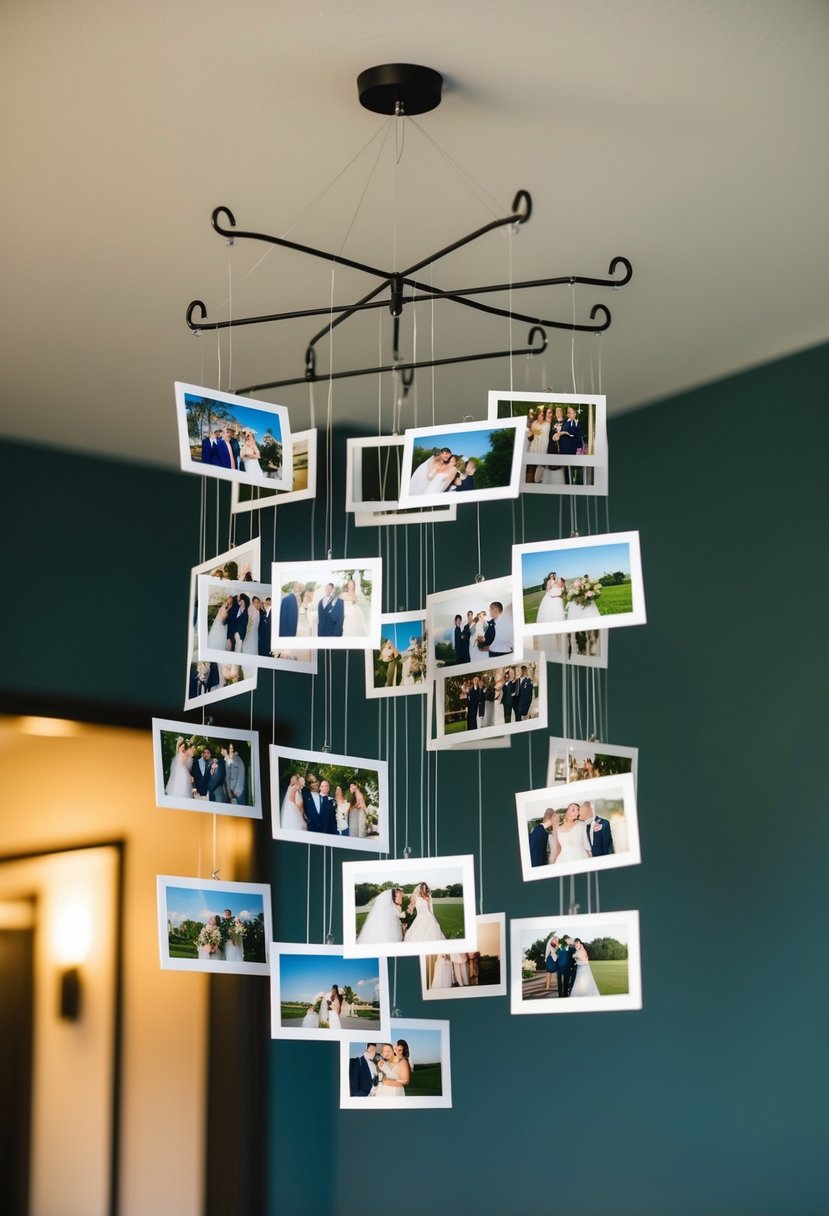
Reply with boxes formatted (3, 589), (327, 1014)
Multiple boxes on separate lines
(591, 960), (629, 996)
(407, 1063), (442, 1097)
(168, 939), (198, 959)
(523, 580), (632, 624)
(355, 899), (465, 939)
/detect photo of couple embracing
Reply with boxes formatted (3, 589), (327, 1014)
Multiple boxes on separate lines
(341, 1020), (451, 1110)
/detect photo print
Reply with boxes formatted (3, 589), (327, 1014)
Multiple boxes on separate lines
(152, 718), (262, 818)
(197, 577), (317, 674)
(174, 381), (292, 490)
(420, 913), (506, 1001)
(365, 612), (427, 698)
(425, 574), (522, 678)
(398, 418), (524, 508)
(340, 1018), (452, 1110)
(230, 428), (317, 514)
(487, 389), (608, 469)
(341, 855), (477, 958)
(510, 910), (642, 1015)
(513, 530), (646, 638)
(157, 876), (271, 976)
(352, 501), (457, 527)
(432, 655), (547, 749)
(270, 744), (389, 853)
(270, 557), (382, 651)
(534, 626), (609, 668)
(184, 538), (259, 711)
(270, 943), (390, 1043)
(546, 736), (638, 791)
(424, 683), (512, 753)
(346, 435), (404, 513)
(516, 772), (640, 882)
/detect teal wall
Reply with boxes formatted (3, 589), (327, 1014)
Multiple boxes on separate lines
(2, 342), (827, 1215)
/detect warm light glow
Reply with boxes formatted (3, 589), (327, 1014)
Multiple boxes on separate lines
(52, 900), (92, 965)
(18, 716), (81, 738)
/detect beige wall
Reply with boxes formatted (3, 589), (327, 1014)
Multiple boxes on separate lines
(0, 716), (253, 1216)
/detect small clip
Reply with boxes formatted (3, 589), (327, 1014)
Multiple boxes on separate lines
(403, 845), (411, 859)
(210, 867), (220, 880)
(570, 530), (580, 539)
(474, 573), (485, 584)
(391, 1006), (401, 1018)
(320, 742), (331, 754)
(326, 932), (334, 945)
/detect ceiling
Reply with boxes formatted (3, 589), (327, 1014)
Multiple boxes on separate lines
(1, 1), (827, 470)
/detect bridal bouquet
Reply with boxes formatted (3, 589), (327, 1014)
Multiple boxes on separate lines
(567, 577), (603, 609)
(226, 917), (246, 947)
(198, 922), (222, 955)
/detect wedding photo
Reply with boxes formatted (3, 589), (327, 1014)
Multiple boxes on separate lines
(197, 577), (317, 674)
(346, 435), (404, 512)
(152, 718), (261, 818)
(270, 744), (389, 853)
(510, 910), (642, 1015)
(184, 539), (260, 712)
(425, 574), (521, 678)
(398, 418), (524, 508)
(270, 558), (382, 650)
(174, 381), (292, 490)
(420, 913), (506, 1001)
(513, 531), (647, 637)
(516, 772), (640, 881)
(341, 855), (477, 958)
(230, 429), (316, 514)
(364, 613), (427, 699)
(546, 736), (638, 791)
(339, 1018), (452, 1110)
(432, 655), (547, 748)
(270, 943), (390, 1043)
(534, 625), (609, 668)
(487, 389), (608, 470)
(353, 501), (457, 528)
(157, 876), (271, 976)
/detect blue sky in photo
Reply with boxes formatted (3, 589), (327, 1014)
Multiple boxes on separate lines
(521, 542), (631, 588)
(347, 1025), (444, 1065)
(185, 393), (284, 442)
(165, 885), (264, 925)
(279, 953), (381, 1002)
(378, 617), (425, 650)
(413, 426), (511, 460)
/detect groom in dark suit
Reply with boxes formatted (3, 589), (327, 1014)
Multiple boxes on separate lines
(556, 936), (576, 998)
(349, 1045), (380, 1097)
(193, 747), (214, 797)
(513, 665), (534, 722)
(529, 808), (556, 867)
(301, 775), (337, 834)
(580, 800), (614, 856)
(214, 426), (241, 470)
(318, 584), (345, 638)
(258, 596), (272, 656)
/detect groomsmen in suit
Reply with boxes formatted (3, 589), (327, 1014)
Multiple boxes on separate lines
(300, 775), (337, 834)
(529, 808), (557, 867)
(258, 597), (273, 656)
(556, 936), (576, 998)
(501, 668), (516, 723)
(453, 615), (471, 663)
(513, 665), (534, 722)
(279, 582), (303, 637)
(465, 677), (485, 730)
(451, 458), (477, 492)
(193, 747), (214, 797)
(201, 429), (219, 465)
(580, 800), (614, 855)
(350, 1045), (380, 1097)
(227, 594), (249, 649)
(481, 601), (514, 659)
(207, 755), (228, 802)
(318, 584), (345, 637)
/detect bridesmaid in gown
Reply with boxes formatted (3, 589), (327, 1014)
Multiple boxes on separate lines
(348, 782), (368, 837)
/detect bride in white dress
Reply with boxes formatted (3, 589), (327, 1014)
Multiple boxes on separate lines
(242, 597), (260, 655)
(375, 1041), (409, 1098)
(224, 915), (245, 962)
(328, 986), (342, 1030)
(281, 774), (307, 831)
(570, 939), (600, 997)
(408, 451), (457, 496)
(166, 740), (194, 798)
(549, 803), (592, 865)
(341, 579), (367, 637)
(301, 1005), (319, 1029)
(536, 573), (566, 626)
(405, 883), (446, 942)
(357, 888), (404, 944)
(207, 596), (233, 652)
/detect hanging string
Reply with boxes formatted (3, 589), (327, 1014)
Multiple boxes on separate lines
(211, 813), (218, 879)
(305, 847), (311, 944)
(508, 224), (515, 394)
(321, 843), (327, 942)
(406, 118), (507, 220)
(475, 504), (483, 576)
(477, 751), (484, 914)
(343, 652), (350, 752)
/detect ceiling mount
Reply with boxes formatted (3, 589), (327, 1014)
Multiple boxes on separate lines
(357, 63), (443, 116)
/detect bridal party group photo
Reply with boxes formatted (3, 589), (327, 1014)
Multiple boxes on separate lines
(153, 719), (260, 817)
(157, 877), (270, 974)
(176, 382), (290, 488)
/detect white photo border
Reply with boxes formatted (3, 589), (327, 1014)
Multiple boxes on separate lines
(197, 577), (317, 674)
(339, 1018), (452, 1110)
(157, 875), (271, 976)
(546, 735), (639, 792)
(152, 717), (262, 819)
(398, 418), (524, 508)
(425, 574), (523, 679)
(269, 942), (391, 1043)
(364, 612), (428, 700)
(346, 435), (405, 513)
(487, 389), (608, 468)
(270, 557), (383, 651)
(432, 653), (548, 749)
(270, 743), (390, 854)
(184, 539), (260, 712)
(230, 428), (317, 514)
(420, 912), (507, 1002)
(174, 381), (292, 490)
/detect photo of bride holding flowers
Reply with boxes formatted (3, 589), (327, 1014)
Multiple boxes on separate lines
(157, 877), (271, 975)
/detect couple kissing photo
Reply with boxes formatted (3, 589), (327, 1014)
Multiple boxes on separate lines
(517, 772), (640, 881)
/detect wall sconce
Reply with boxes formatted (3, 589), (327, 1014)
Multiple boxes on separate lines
(53, 899), (92, 1023)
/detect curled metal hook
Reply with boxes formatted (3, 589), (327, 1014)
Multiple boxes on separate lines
(511, 190), (532, 224)
(186, 299), (208, 331)
(588, 305), (611, 333)
(304, 346), (317, 380)
(527, 325), (548, 353)
(211, 206), (237, 238)
(608, 256), (633, 286)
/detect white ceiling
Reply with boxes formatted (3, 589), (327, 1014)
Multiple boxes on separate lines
(1, 0), (827, 469)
